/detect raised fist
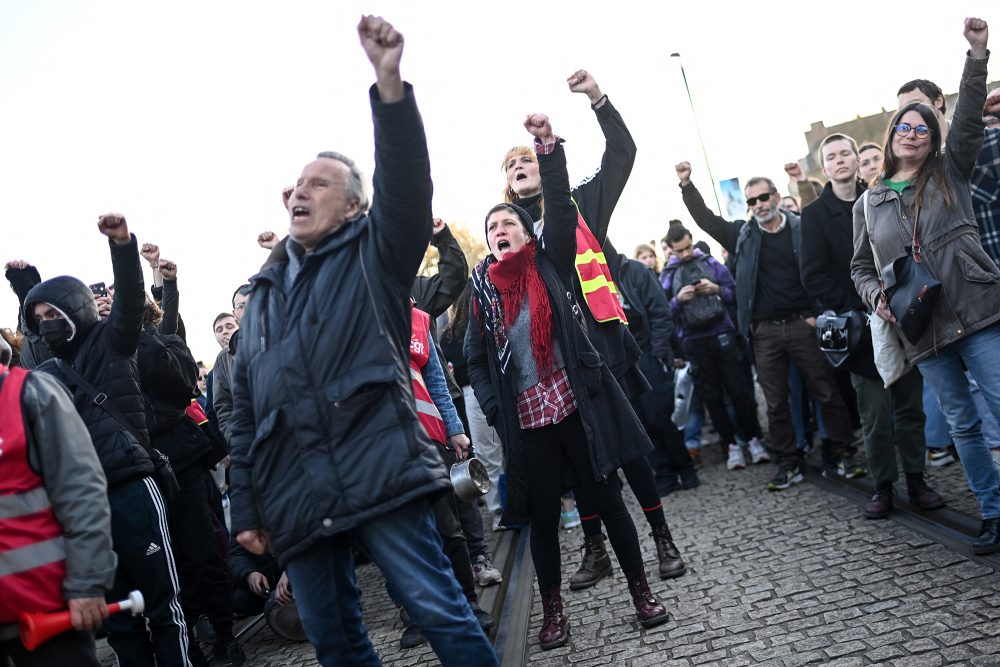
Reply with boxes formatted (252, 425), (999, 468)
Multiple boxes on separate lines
(158, 259), (177, 281)
(358, 15), (403, 74)
(97, 213), (130, 245)
(784, 162), (804, 181)
(964, 17), (989, 57)
(566, 69), (603, 105)
(523, 113), (554, 142)
(985, 87), (1000, 116)
(675, 161), (692, 186)
(257, 231), (278, 249)
(140, 243), (160, 267)
(4, 260), (29, 271)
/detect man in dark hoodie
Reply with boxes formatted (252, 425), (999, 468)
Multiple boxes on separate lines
(23, 214), (191, 667)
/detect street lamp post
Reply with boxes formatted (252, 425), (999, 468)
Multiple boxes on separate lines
(671, 52), (724, 215)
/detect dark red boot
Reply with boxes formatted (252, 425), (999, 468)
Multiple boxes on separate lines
(538, 589), (568, 649)
(624, 569), (669, 628)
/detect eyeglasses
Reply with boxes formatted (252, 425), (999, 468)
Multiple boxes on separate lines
(894, 123), (930, 138)
(233, 303), (247, 312)
(745, 191), (776, 207)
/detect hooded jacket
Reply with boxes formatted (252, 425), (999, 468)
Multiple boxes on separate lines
(24, 237), (154, 486)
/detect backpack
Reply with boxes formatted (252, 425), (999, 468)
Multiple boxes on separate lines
(665, 256), (726, 331)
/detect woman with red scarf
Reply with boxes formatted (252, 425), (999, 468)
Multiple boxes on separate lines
(466, 113), (668, 650)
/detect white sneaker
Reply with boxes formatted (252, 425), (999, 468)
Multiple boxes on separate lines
(748, 437), (771, 464)
(472, 554), (503, 586)
(727, 444), (747, 470)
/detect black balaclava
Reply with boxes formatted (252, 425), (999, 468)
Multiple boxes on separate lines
(39, 318), (76, 357)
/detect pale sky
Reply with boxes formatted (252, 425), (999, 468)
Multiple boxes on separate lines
(2, 0), (996, 363)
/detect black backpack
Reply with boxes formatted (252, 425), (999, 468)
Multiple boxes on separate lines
(665, 256), (726, 331)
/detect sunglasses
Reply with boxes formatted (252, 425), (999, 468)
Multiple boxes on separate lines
(894, 122), (930, 138)
(745, 191), (776, 207)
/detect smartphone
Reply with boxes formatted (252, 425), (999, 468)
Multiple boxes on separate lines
(89, 282), (107, 298)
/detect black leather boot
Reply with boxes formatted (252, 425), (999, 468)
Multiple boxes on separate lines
(905, 472), (945, 510)
(568, 534), (613, 590)
(650, 524), (687, 579)
(973, 518), (1000, 555)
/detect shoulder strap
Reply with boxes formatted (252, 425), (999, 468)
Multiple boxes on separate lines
(55, 359), (152, 452)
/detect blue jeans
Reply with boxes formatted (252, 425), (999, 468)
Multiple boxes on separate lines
(285, 498), (498, 667)
(684, 387), (704, 450)
(970, 372), (1000, 447)
(917, 324), (1000, 519)
(788, 363), (828, 449)
(923, 382), (952, 448)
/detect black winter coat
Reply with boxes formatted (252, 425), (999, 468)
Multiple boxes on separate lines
(616, 256), (674, 365)
(411, 224), (469, 401)
(466, 140), (652, 526)
(26, 237), (154, 486)
(229, 84), (450, 566)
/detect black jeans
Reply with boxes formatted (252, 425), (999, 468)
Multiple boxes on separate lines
(521, 411), (642, 593)
(684, 331), (761, 449)
(636, 353), (695, 475)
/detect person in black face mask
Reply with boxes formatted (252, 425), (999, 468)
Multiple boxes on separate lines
(23, 213), (194, 667)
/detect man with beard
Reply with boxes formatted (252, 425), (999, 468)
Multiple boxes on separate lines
(676, 162), (860, 491)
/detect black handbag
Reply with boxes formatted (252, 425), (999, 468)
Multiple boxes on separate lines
(56, 360), (181, 508)
(881, 206), (941, 345)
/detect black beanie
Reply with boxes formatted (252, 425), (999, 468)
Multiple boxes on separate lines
(484, 203), (536, 239)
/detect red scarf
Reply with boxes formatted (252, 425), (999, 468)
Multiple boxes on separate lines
(487, 240), (556, 379)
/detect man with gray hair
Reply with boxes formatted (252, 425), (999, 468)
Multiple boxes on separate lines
(228, 16), (497, 667)
(676, 162), (859, 492)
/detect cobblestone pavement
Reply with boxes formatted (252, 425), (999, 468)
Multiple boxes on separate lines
(98, 434), (1000, 666)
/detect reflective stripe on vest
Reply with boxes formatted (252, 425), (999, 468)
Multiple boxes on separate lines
(573, 210), (628, 325)
(409, 309), (448, 445)
(0, 366), (68, 622)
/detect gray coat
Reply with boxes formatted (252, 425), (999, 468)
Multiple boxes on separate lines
(852, 53), (1000, 365)
(0, 370), (116, 640)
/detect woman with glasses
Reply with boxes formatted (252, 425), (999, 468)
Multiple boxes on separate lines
(468, 112), (669, 651)
(852, 17), (1000, 554)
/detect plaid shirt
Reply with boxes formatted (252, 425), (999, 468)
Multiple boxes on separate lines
(516, 367), (577, 429)
(970, 128), (1000, 267)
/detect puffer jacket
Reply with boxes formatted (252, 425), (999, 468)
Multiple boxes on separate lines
(466, 139), (652, 526)
(24, 237), (154, 486)
(228, 84), (450, 567)
(852, 53), (1000, 365)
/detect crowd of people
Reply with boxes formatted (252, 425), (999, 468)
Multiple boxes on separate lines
(2, 13), (1000, 667)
